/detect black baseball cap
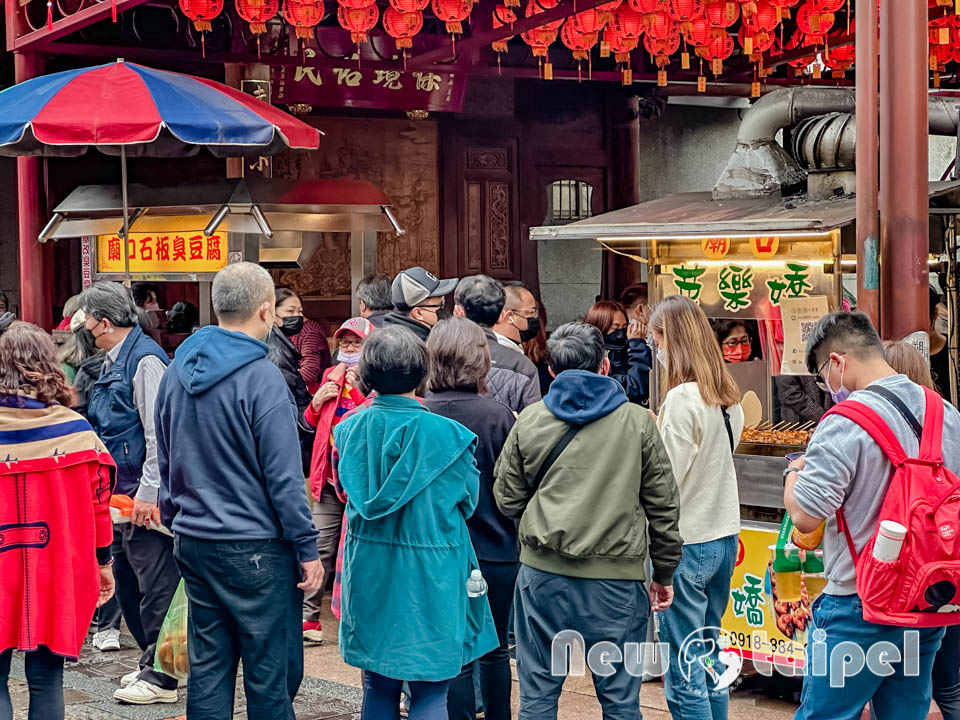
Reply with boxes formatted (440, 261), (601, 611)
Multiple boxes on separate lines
(392, 267), (458, 311)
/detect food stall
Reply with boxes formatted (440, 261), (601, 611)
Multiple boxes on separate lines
(41, 178), (398, 341)
(531, 182), (960, 672)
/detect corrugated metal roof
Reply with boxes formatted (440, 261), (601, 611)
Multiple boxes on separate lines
(530, 181), (960, 243)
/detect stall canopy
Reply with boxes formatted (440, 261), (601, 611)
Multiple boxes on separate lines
(45, 177), (398, 266)
(530, 182), (960, 248)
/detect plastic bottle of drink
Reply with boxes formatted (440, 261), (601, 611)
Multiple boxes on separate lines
(466, 569), (488, 598)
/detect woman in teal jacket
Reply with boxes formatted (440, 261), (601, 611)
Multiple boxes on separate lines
(332, 325), (498, 720)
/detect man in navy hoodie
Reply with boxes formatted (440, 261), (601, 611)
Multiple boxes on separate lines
(156, 262), (322, 720)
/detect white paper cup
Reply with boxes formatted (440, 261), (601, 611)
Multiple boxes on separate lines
(872, 520), (907, 562)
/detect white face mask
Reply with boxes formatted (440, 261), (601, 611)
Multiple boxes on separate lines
(656, 348), (668, 368)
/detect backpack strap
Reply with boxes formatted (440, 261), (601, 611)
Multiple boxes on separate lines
(836, 507), (860, 564)
(722, 406), (735, 454)
(864, 386), (922, 441)
(529, 423), (582, 492)
(822, 400), (909, 467)
(918, 386), (945, 464)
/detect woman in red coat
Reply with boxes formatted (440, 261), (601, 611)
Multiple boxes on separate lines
(0, 321), (116, 720)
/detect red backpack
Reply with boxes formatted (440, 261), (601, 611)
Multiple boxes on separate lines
(822, 384), (960, 627)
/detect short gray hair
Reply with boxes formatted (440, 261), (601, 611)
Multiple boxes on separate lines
(80, 282), (139, 328)
(359, 325), (428, 395)
(454, 275), (505, 328)
(548, 322), (606, 374)
(212, 262), (275, 323)
(357, 273), (394, 312)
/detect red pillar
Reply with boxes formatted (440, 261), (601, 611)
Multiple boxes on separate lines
(855, 0), (879, 330)
(14, 52), (50, 329)
(878, 0), (928, 341)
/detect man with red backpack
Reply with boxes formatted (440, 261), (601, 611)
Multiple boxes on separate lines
(784, 311), (960, 720)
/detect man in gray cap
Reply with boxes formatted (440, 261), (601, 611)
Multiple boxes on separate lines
(383, 266), (458, 341)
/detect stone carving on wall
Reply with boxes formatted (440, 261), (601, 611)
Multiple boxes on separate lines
(466, 148), (509, 170)
(273, 116), (439, 298)
(487, 181), (510, 271)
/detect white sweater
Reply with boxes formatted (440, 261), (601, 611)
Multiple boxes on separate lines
(657, 382), (743, 545)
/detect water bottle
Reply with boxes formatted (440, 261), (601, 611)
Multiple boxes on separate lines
(466, 569), (488, 598)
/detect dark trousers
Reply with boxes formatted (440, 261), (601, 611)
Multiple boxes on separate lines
(174, 535), (304, 720)
(362, 672), (449, 720)
(935, 625), (960, 720)
(97, 526), (147, 649)
(119, 523), (180, 689)
(0, 647), (65, 720)
(513, 564), (650, 720)
(303, 486), (345, 622)
(447, 560), (518, 720)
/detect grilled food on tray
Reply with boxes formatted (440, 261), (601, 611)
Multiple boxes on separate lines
(740, 427), (813, 446)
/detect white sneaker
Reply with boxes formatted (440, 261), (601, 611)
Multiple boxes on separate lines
(120, 670), (141, 688)
(113, 679), (178, 705)
(92, 629), (121, 652)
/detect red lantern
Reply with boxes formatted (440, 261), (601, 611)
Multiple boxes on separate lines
(337, 3), (378, 42)
(605, 24), (639, 61)
(813, 0), (844, 11)
(825, 41), (854, 75)
(741, 0), (777, 43)
(339, 0), (375, 8)
(596, 0), (622, 24)
(561, 20), (598, 60)
(667, 0), (705, 29)
(931, 42), (953, 71)
(612, 5), (644, 38)
(696, 30), (733, 71)
(627, 0), (665, 29)
(283, 0), (323, 38)
(491, 5), (517, 52)
(769, 0), (798, 18)
(682, 15), (710, 45)
(525, 0), (562, 31)
(795, 2), (833, 37)
(572, 8), (606, 34)
(704, 0), (738, 37)
(647, 11), (675, 40)
(522, 25), (557, 56)
(180, 0), (223, 31)
(236, 0), (277, 34)
(643, 30), (679, 65)
(389, 0), (427, 11)
(432, 0), (472, 35)
(738, 26), (774, 56)
(383, 6), (422, 48)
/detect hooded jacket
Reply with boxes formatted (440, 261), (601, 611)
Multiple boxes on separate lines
(333, 394), (498, 681)
(156, 326), (319, 562)
(494, 369), (682, 583)
(382, 311), (431, 341)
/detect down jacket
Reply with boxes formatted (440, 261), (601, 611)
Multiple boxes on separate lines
(483, 328), (541, 413)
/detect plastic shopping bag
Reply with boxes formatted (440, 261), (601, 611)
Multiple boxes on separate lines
(154, 579), (189, 681)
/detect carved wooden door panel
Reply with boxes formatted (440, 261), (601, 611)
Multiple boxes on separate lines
(443, 137), (521, 282)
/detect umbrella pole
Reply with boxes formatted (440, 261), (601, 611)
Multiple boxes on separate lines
(121, 145), (131, 287)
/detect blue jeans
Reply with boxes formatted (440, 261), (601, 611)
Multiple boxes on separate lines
(362, 672), (449, 720)
(658, 535), (739, 720)
(0, 647), (64, 720)
(796, 594), (944, 720)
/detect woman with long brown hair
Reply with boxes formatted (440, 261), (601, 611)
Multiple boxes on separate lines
(649, 295), (743, 720)
(584, 299), (652, 406)
(0, 322), (116, 720)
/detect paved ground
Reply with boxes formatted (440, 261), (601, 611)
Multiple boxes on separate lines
(10, 602), (807, 720)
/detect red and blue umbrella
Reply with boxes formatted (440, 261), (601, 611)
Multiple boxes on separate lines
(0, 60), (320, 157)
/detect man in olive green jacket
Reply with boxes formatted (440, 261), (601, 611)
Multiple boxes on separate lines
(494, 322), (682, 720)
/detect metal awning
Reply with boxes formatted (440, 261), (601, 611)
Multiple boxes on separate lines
(45, 177), (399, 241)
(530, 181), (960, 247)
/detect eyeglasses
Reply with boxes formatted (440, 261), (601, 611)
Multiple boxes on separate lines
(722, 337), (751, 348)
(417, 304), (444, 315)
(513, 309), (539, 320)
(815, 352), (845, 392)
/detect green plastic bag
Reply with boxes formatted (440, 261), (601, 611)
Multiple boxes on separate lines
(154, 579), (189, 681)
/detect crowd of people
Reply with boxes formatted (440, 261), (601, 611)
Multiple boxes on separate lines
(0, 263), (957, 720)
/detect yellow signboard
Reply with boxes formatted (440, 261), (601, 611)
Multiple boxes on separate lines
(97, 232), (228, 274)
(722, 526), (810, 669)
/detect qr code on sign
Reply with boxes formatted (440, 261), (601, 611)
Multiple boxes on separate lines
(800, 321), (817, 344)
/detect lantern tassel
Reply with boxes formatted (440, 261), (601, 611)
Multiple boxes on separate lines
(201, 32), (206, 58)
(46, 0), (52, 31)
(257, 35), (262, 59)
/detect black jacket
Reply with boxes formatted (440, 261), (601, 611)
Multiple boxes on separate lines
(484, 329), (541, 413)
(267, 327), (315, 474)
(425, 390), (518, 563)
(367, 309), (392, 328)
(607, 338), (652, 407)
(383, 311), (431, 341)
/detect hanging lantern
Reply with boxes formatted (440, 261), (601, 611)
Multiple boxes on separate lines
(491, 5), (517, 53)
(795, 2), (833, 37)
(561, 20), (598, 60)
(643, 29), (679, 59)
(667, 0), (705, 34)
(572, 8), (606, 35)
(339, 0), (375, 8)
(813, 0), (844, 11)
(236, 0), (278, 33)
(383, 6), (422, 48)
(768, 0), (798, 19)
(627, 0), (666, 30)
(741, 0), (777, 43)
(824, 41), (854, 77)
(283, 0), (324, 39)
(738, 0), (757, 18)
(432, 0), (472, 35)
(738, 26), (774, 57)
(524, 0), (563, 31)
(389, 0), (427, 11)
(522, 26), (557, 56)
(704, 0), (738, 38)
(337, 3), (378, 42)
(180, 0), (224, 31)
(646, 10), (676, 39)
(605, 24), (639, 61)
(696, 30), (733, 73)
(612, 5), (644, 38)
(682, 15), (710, 45)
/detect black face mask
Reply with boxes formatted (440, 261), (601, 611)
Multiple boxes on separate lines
(280, 316), (304, 337)
(518, 316), (541, 343)
(604, 328), (628, 349)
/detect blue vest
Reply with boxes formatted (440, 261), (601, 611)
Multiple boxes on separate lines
(87, 325), (170, 497)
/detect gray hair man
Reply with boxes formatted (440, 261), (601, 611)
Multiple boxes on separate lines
(155, 262), (321, 719)
(494, 322), (681, 720)
(356, 273), (394, 328)
(455, 274), (541, 413)
(80, 282), (180, 702)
